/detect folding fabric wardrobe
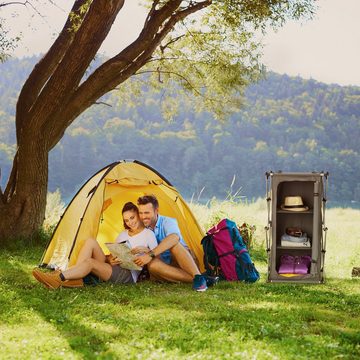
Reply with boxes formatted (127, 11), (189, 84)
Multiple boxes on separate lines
(265, 172), (329, 283)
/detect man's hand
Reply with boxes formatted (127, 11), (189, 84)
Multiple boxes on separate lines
(133, 253), (152, 266)
(131, 246), (149, 255)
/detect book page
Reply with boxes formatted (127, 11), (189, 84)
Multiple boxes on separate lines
(105, 242), (142, 271)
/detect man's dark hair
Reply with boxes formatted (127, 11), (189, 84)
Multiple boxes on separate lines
(137, 195), (159, 209)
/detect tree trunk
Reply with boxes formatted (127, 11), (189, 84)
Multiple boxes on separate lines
(0, 135), (48, 240)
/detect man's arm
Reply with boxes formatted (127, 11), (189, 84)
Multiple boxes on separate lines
(133, 233), (179, 266)
(153, 233), (179, 255)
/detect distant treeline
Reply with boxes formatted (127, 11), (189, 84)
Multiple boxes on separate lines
(1, 57), (360, 203)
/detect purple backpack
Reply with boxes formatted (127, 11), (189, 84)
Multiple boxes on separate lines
(201, 219), (260, 282)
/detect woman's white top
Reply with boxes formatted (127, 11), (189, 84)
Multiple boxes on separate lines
(115, 228), (157, 282)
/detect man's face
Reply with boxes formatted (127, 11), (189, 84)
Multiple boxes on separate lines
(138, 203), (158, 228)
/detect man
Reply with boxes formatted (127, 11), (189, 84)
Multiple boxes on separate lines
(133, 195), (213, 292)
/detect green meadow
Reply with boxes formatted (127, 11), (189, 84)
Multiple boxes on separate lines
(0, 202), (359, 359)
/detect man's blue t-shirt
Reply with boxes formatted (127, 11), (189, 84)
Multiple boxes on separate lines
(153, 215), (186, 264)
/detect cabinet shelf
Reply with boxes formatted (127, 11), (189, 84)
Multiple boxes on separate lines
(277, 209), (313, 214)
(277, 246), (312, 250)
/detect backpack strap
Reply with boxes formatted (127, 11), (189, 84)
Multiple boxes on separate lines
(234, 249), (259, 282)
(218, 248), (248, 258)
(202, 235), (212, 271)
(202, 235), (220, 276)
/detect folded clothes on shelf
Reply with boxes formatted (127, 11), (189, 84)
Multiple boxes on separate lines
(281, 239), (311, 247)
(281, 233), (311, 247)
(278, 254), (312, 275)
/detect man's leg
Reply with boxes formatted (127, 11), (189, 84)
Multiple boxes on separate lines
(147, 258), (193, 283)
(147, 243), (201, 283)
(169, 243), (201, 277)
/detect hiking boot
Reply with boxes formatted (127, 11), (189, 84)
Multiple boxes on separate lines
(61, 278), (84, 288)
(32, 268), (83, 289)
(32, 268), (60, 288)
(32, 268), (61, 289)
(204, 275), (220, 287)
(192, 274), (208, 292)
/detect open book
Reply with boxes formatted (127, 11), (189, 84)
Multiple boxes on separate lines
(105, 242), (142, 271)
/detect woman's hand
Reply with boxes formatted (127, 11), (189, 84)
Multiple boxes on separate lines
(107, 254), (121, 266)
(131, 246), (149, 255)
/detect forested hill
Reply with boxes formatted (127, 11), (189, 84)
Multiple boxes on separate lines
(1, 57), (360, 204)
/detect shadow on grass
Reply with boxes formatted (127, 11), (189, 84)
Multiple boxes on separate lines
(1, 249), (359, 359)
(0, 258), (119, 359)
(132, 282), (360, 358)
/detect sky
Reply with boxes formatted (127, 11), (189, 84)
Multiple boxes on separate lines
(2, 0), (360, 86)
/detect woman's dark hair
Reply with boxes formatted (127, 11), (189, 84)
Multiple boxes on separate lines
(137, 194), (159, 209)
(122, 202), (139, 229)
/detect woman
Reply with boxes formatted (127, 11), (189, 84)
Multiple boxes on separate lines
(32, 202), (158, 289)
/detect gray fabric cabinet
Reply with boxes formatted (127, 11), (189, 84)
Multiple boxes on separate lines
(266, 172), (328, 283)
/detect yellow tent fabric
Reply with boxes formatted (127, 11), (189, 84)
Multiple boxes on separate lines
(41, 160), (205, 272)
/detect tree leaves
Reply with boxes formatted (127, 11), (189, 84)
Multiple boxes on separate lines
(0, 18), (20, 63)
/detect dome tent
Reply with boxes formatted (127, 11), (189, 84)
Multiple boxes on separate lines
(40, 160), (205, 271)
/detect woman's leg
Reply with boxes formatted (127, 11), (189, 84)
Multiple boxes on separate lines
(62, 238), (112, 281)
(73, 238), (106, 265)
(62, 258), (113, 281)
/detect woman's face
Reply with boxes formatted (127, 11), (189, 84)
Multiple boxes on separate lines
(123, 210), (140, 230)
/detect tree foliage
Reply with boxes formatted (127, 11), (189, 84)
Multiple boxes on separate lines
(0, 0), (316, 239)
(0, 17), (19, 62)
(120, 0), (316, 119)
(0, 0), (52, 62)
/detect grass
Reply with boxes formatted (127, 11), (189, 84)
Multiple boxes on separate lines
(0, 203), (359, 359)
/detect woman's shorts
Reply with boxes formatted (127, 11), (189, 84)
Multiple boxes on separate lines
(109, 265), (135, 284)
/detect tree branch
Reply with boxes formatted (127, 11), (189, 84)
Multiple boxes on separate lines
(0, 1), (28, 7)
(16, 0), (90, 142)
(160, 34), (185, 53)
(134, 69), (228, 109)
(94, 101), (112, 107)
(43, 0), (184, 146)
(44, 0), (214, 149)
(26, 0), (125, 146)
(147, 56), (181, 63)
(175, 0), (211, 20)
(144, 0), (160, 25)
(136, 69), (203, 96)
(66, 0), (186, 106)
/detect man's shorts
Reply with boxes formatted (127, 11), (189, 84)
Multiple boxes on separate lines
(109, 265), (135, 284)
